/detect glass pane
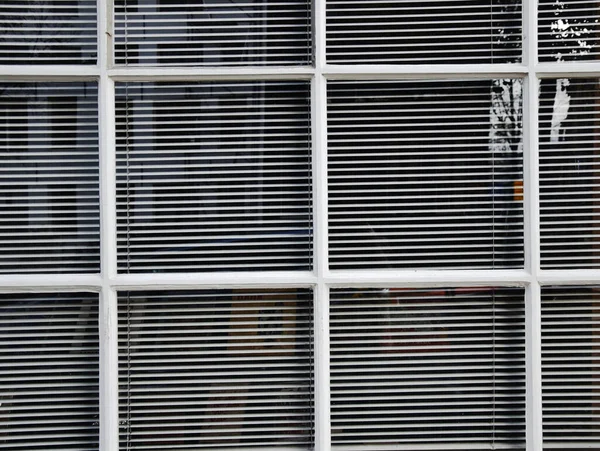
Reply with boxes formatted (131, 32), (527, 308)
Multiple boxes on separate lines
(542, 286), (600, 447)
(0, 292), (99, 450)
(539, 78), (600, 269)
(114, 0), (312, 66)
(330, 287), (526, 448)
(116, 81), (312, 273)
(118, 288), (314, 449)
(328, 79), (524, 270)
(0, 82), (100, 273)
(539, 0), (600, 62)
(0, 0), (97, 64)
(326, 0), (522, 64)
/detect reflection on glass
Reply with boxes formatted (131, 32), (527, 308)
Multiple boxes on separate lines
(539, 0), (600, 62)
(541, 286), (600, 446)
(0, 83), (100, 273)
(0, 0), (97, 64)
(0, 292), (99, 450)
(539, 78), (600, 268)
(114, 0), (312, 66)
(330, 287), (526, 448)
(115, 81), (312, 273)
(327, 79), (524, 270)
(117, 289), (313, 448)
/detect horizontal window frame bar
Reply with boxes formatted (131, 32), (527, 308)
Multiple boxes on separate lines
(0, 65), (100, 80)
(110, 271), (317, 290)
(536, 62), (600, 78)
(108, 66), (315, 81)
(0, 274), (102, 292)
(323, 64), (529, 79)
(0, 270), (569, 290)
(4, 63), (600, 81)
(323, 269), (531, 287)
(5, 269), (600, 290)
(537, 269), (600, 286)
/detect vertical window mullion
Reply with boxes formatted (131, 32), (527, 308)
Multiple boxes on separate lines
(314, 0), (327, 70)
(313, 0), (328, 278)
(524, 0), (543, 450)
(313, 0), (330, 446)
(526, 281), (543, 451)
(312, 72), (331, 451)
(99, 287), (119, 451)
(313, 282), (331, 451)
(98, 0), (119, 450)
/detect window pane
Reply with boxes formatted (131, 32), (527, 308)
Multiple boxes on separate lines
(542, 286), (600, 448)
(328, 80), (524, 270)
(118, 289), (314, 449)
(330, 287), (526, 448)
(326, 0), (522, 64)
(0, 1), (97, 64)
(0, 83), (100, 274)
(116, 82), (312, 273)
(114, 0), (312, 66)
(539, 0), (600, 62)
(539, 78), (600, 269)
(0, 292), (99, 450)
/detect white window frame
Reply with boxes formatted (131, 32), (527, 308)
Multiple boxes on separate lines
(4, 1), (600, 450)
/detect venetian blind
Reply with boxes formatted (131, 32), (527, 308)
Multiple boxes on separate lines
(539, 0), (600, 62)
(0, 0), (97, 64)
(113, 0), (312, 66)
(328, 79), (524, 270)
(118, 289), (314, 450)
(326, 0), (522, 64)
(0, 82), (100, 274)
(0, 292), (99, 450)
(330, 287), (526, 449)
(115, 81), (312, 273)
(541, 286), (600, 448)
(539, 78), (600, 269)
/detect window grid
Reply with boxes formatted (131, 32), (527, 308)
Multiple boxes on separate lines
(1, 2), (600, 451)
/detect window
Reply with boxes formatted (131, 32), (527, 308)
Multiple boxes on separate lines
(2, 1), (600, 451)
